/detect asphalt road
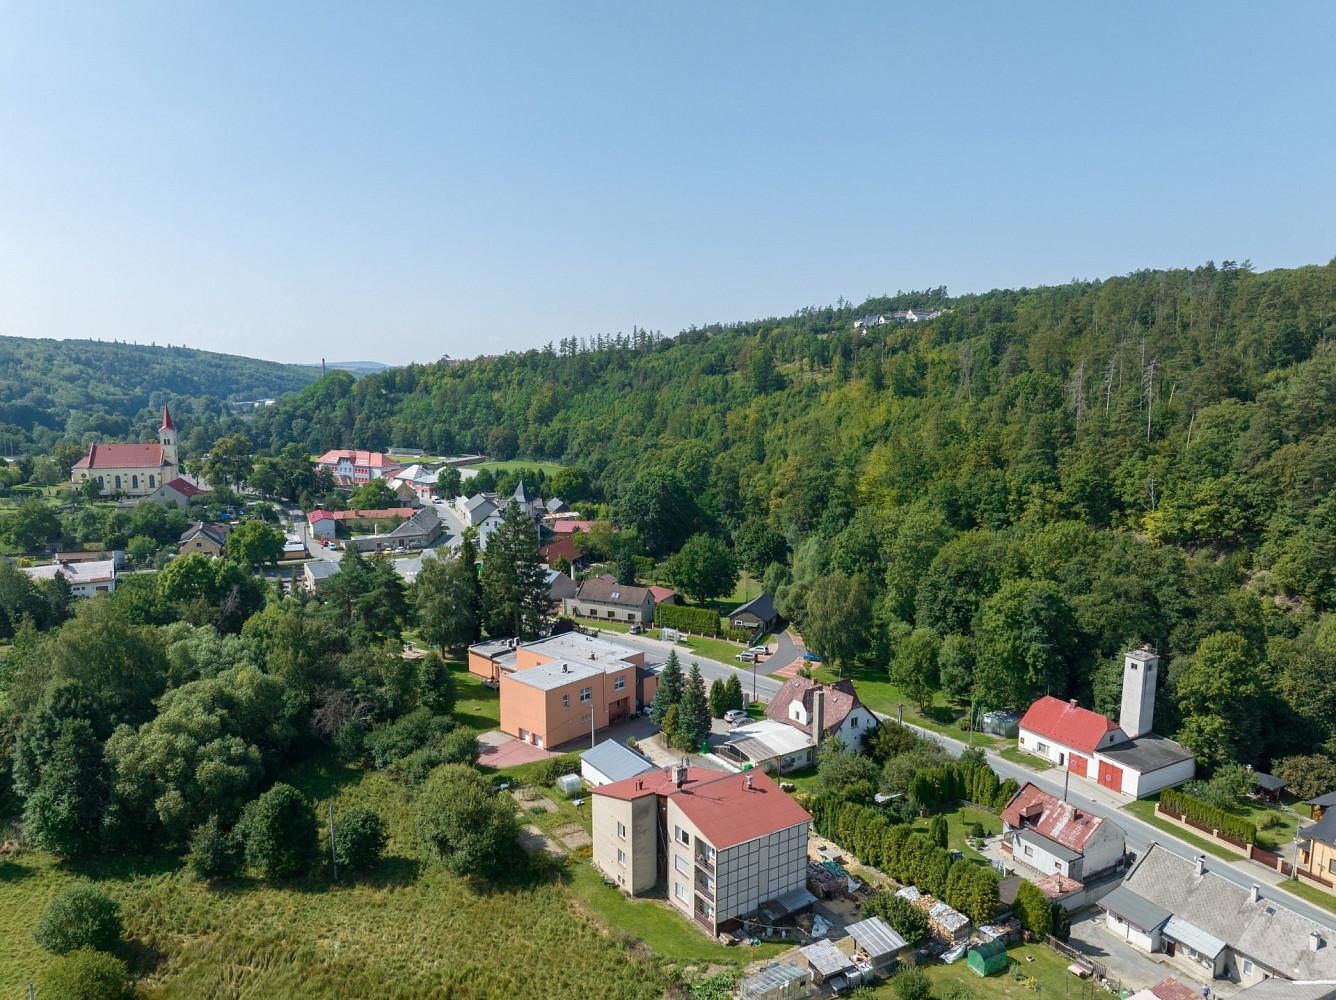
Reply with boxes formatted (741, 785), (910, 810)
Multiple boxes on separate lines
(599, 631), (785, 703)
(898, 719), (1336, 931)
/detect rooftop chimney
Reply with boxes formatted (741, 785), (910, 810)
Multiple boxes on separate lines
(1250, 883), (1260, 903)
(1194, 855), (1205, 876)
(1067, 804), (1077, 822)
(1310, 931), (1323, 952)
(1069, 698), (1078, 707)
(745, 774), (753, 790)
(812, 687), (826, 752)
(674, 759), (688, 788)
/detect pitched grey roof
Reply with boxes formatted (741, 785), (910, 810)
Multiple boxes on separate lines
(731, 592), (777, 622)
(1121, 843), (1336, 979)
(800, 938), (854, 977)
(580, 740), (656, 784)
(1299, 811), (1336, 849)
(1230, 981), (1336, 1000)
(513, 480), (532, 503)
(1163, 915), (1227, 959)
(1254, 772), (1290, 794)
(304, 560), (338, 580)
(1097, 733), (1195, 772)
(1308, 792), (1336, 808)
(1099, 884), (1172, 931)
(574, 575), (651, 607)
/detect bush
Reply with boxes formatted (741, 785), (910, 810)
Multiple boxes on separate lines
(334, 808), (388, 872)
(37, 947), (131, 1000)
(333, 719), (367, 762)
(944, 985), (976, 1000)
(1014, 879), (1052, 938)
(365, 708), (457, 769)
(1160, 787), (1258, 844)
(654, 603), (721, 636)
(892, 965), (932, 1000)
(185, 814), (241, 881)
(235, 783), (319, 879)
(971, 821), (985, 839)
(415, 764), (518, 877)
(1050, 901), (1072, 942)
(438, 726), (480, 765)
(531, 753), (582, 786)
(34, 886), (122, 955)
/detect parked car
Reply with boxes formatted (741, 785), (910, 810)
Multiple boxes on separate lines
(724, 709), (749, 724)
(735, 651), (756, 662)
(629, 623), (644, 634)
(748, 645), (768, 655)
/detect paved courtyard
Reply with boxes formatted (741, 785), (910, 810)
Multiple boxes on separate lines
(476, 731), (556, 768)
(1066, 908), (1239, 998)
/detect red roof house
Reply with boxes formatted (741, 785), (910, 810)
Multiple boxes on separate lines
(1018, 695), (1121, 755)
(765, 676), (879, 752)
(1000, 781), (1127, 882)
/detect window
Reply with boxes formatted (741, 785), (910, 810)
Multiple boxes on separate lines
(114, 476), (122, 489)
(616, 849), (626, 867)
(131, 475), (139, 489)
(674, 881), (689, 902)
(851, 716), (859, 728)
(1036, 741), (1050, 755)
(562, 694), (569, 709)
(614, 676), (625, 691)
(606, 610), (614, 618)
(1023, 844), (1034, 857)
(617, 822), (626, 839)
(1329, 858), (1336, 876)
(580, 687), (592, 703)
(697, 843), (715, 864)
(675, 826), (690, 847)
(675, 854), (690, 875)
(1243, 959), (1253, 976)
(148, 475), (155, 488)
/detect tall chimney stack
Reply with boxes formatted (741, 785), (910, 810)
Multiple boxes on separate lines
(1250, 883), (1260, 903)
(812, 687), (826, 752)
(1194, 855), (1205, 877)
(1120, 645), (1160, 739)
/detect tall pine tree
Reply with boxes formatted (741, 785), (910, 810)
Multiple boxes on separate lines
(412, 533), (481, 650)
(651, 650), (683, 723)
(724, 672), (745, 712)
(708, 678), (725, 718)
(677, 662), (710, 751)
(480, 502), (550, 639)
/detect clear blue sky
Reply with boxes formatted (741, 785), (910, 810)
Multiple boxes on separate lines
(1, 3), (1332, 366)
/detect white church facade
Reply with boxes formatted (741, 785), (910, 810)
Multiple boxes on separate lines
(1016, 646), (1196, 799)
(71, 405), (179, 497)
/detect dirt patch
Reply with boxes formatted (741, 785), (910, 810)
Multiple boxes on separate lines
(553, 823), (592, 850)
(517, 824), (566, 855)
(511, 788), (559, 812)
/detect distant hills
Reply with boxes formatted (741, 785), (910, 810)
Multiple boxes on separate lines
(0, 335), (320, 456)
(305, 360), (395, 376)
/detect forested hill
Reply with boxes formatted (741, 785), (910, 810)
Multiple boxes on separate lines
(248, 259), (1336, 773)
(0, 335), (319, 455)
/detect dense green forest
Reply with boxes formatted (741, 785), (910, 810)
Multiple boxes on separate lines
(0, 336), (318, 457)
(243, 259), (1336, 776)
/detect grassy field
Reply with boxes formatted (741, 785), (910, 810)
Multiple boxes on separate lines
(874, 942), (1093, 1000)
(0, 760), (665, 1000)
(452, 663), (502, 732)
(470, 459), (566, 475)
(910, 805), (1003, 866)
(997, 746), (1049, 771)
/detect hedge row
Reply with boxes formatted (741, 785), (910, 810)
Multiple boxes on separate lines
(807, 796), (999, 925)
(907, 761), (1020, 813)
(654, 604), (722, 636)
(1160, 787), (1257, 845)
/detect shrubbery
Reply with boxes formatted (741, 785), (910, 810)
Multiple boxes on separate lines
(34, 886), (122, 955)
(334, 808), (388, 871)
(653, 604), (720, 636)
(37, 947), (131, 1000)
(234, 783), (319, 879)
(185, 813), (241, 880)
(1160, 787), (1258, 844)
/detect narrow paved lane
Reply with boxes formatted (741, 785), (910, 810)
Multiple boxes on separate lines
(595, 631), (785, 703)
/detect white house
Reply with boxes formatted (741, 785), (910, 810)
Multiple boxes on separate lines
(23, 559), (117, 597)
(1000, 782), (1126, 883)
(1017, 647), (1195, 798)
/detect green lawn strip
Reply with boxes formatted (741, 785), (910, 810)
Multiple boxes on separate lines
(1122, 798), (1245, 863)
(451, 664), (502, 732)
(594, 621), (634, 634)
(565, 862), (786, 965)
(1271, 876), (1336, 917)
(997, 746), (1049, 772)
(473, 459), (567, 474)
(910, 805), (1003, 866)
(809, 666), (1005, 749)
(679, 634), (749, 666)
(879, 942), (1089, 1000)
(780, 765), (821, 796)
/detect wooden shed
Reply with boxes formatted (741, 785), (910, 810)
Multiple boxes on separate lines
(967, 940), (1009, 977)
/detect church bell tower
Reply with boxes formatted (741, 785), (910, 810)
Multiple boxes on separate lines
(159, 405), (178, 470)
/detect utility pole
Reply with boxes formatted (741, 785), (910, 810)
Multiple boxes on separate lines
(752, 660), (757, 704)
(329, 803), (338, 881)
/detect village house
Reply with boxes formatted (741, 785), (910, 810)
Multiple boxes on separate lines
(70, 406), (178, 496)
(302, 560), (339, 593)
(722, 677), (877, 773)
(23, 558), (117, 597)
(1017, 646), (1195, 798)
(472, 632), (660, 749)
(591, 763), (813, 937)
(178, 521), (229, 557)
(1100, 843), (1336, 985)
(544, 567), (577, 603)
(305, 507), (420, 540)
(563, 574), (657, 625)
(313, 449), (402, 486)
(1296, 809), (1336, 890)
(347, 507), (441, 552)
(1000, 782), (1126, 884)
(729, 592), (779, 632)
(143, 476), (209, 509)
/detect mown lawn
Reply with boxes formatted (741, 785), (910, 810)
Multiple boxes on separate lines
(0, 761), (666, 1000)
(874, 942), (1091, 1000)
(997, 746), (1049, 772)
(470, 459), (567, 474)
(452, 663), (502, 732)
(910, 805), (1003, 866)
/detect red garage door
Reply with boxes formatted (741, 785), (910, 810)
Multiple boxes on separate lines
(1098, 759), (1123, 791)
(1068, 754), (1088, 777)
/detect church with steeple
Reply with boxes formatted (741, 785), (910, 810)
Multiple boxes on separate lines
(70, 405), (179, 496)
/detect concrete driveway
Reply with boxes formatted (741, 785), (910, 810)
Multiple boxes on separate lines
(765, 629), (803, 674)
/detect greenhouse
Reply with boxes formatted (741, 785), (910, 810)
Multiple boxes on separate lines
(967, 939), (1009, 977)
(735, 962), (813, 1000)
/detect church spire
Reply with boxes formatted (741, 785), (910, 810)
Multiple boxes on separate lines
(159, 404), (174, 432)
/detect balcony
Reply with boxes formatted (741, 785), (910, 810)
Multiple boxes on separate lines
(694, 876), (714, 902)
(694, 850), (714, 873)
(694, 904), (714, 930)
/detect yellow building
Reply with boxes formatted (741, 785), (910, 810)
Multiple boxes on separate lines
(1297, 810), (1336, 888)
(71, 406), (178, 496)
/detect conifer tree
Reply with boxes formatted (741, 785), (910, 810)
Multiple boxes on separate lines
(929, 814), (949, 850)
(676, 662), (710, 750)
(708, 678), (726, 718)
(724, 672), (745, 712)
(480, 501), (549, 639)
(651, 650), (683, 723)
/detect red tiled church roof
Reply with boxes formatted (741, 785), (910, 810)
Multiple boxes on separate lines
(1019, 695), (1119, 754)
(72, 442), (165, 471)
